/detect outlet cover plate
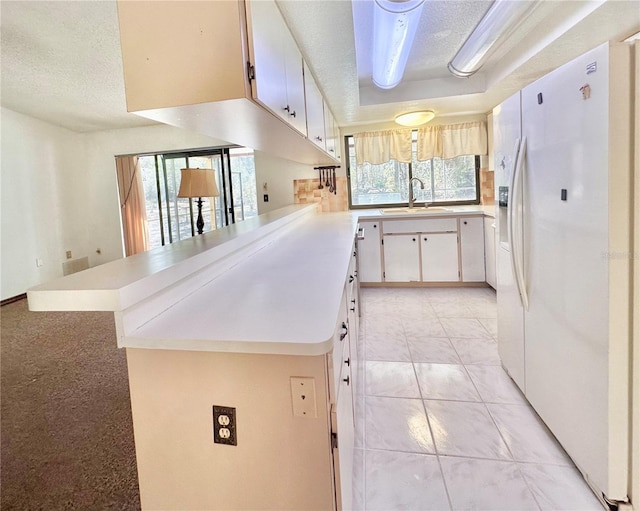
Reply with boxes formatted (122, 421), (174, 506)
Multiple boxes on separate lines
(290, 377), (317, 418)
(213, 405), (237, 446)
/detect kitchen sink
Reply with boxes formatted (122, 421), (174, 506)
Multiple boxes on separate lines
(379, 207), (451, 214)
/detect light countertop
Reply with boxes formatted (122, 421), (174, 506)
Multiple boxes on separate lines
(27, 204), (496, 355)
(125, 211), (359, 355)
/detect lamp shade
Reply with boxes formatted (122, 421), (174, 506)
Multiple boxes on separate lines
(177, 168), (219, 198)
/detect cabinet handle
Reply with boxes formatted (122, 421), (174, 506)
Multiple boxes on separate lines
(340, 322), (348, 341)
(373, 224), (377, 228)
(290, 110), (296, 118)
(343, 376), (350, 385)
(424, 237), (428, 241)
(344, 358), (350, 367)
(315, 136), (323, 142)
(464, 221), (468, 225)
(283, 105), (290, 112)
(412, 238), (416, 242)
(350, 298), (356, 312)
(349, 275), (354, 283)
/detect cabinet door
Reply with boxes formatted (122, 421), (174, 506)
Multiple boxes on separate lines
(358, 221), (382, 282)
(304, 63), (326, 150)
(324, 105), (336, 157)
(247, 0), (288, 122)
(333, 117), (342, 162)
(421, 233), (459, 282)
(460, 217), (486, 282)
(282, 29), (307, 135)
(484, 217), (497, 288)
(331, 380), (354, 511)
(383, 235), (420, 282)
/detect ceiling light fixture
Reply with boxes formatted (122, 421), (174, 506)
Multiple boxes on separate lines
(448, 0), (538, 78)
(373, 0), (426, 90)
(395, 110), (435, 127)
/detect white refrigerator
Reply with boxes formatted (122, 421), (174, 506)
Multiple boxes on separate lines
(494, 41), (633, 505)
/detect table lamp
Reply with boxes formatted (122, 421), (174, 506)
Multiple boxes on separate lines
(177, 168), (220, 235)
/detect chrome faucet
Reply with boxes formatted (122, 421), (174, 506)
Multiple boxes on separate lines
(409, 177), (425, 208)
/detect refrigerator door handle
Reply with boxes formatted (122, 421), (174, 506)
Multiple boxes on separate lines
(512, 136), (529, 311)
(506, 138), (524, 306)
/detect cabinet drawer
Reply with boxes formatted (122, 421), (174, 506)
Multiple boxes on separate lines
(382, 218), (457, 234)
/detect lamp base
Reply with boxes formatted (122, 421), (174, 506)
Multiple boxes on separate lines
(196, 197), (204, 235)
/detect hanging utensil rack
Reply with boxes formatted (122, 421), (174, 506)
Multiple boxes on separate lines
(314, 165), (340, 194)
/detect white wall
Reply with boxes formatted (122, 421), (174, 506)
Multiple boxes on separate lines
(1, 108), (87, 300)
(254, 151), (316, 214)
(1, 108), (318, 299)
(81, 124), (230, 266)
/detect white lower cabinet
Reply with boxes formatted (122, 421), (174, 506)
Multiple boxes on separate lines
(460, 217), (486, 282)
(484, 217), (497, 289)
(362, 214), (489, 285)
(331, 325), (355, 511)
(421, 233), (459, 281)
(383, 235), (420, 282)
(329, 283), (358, 511)
(358, 221), (382, 282)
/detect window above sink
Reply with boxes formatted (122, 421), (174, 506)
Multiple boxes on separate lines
(346, 131), (481, 210)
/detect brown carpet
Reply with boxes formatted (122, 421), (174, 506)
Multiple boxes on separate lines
(1, 298), (141, 510)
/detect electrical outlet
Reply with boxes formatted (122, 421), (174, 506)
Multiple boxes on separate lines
(213, 405), (237, 446)
(66, 250), (72, 259)
(290, 377), (317, 418)
(263, 194), (269, 202)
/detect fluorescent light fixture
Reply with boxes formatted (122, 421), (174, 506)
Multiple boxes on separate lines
(395, 110), (435, 126)
(448, 0), (538, 78)
(373, 0), (425, 90)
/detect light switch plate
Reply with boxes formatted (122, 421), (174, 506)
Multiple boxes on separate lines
(290, 377), (317, 418)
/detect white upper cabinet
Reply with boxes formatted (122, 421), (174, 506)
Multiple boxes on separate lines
(247, 0), (288, 123)
(117, 0), (337, 165)
(282, 29), (307, 135)
(324, 105), (337, 158)
(304, 63), (326, 151)
(249, 0), (306, 135)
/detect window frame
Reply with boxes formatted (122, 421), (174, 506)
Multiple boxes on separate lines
(344, 134), (481, 210)
(133, 145), (257, 250)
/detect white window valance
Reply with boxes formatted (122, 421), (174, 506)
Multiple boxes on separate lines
(417, 121), (487, 161)
(354, 129), (413, 165)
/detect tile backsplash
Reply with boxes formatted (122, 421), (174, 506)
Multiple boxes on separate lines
(294, 177), (349, 212)
(480, 168), (495, 205)
(294, 171), (493, 210)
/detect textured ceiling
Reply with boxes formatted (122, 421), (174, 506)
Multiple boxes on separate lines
(1, 0), (638, 134)
(0, 0), (154, 132)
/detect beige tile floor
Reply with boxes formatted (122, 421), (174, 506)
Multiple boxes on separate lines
(351, 287), (604, 511)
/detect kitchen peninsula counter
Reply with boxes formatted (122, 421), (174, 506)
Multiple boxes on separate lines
(28, 204), (362, 356)
(26, 202), (496, 511)
(27, 203), (496, 357)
